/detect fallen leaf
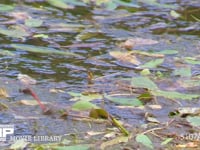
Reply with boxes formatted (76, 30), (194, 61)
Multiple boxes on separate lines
(110, 51), (141, 65)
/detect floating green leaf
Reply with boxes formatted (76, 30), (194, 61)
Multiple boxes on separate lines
(11, 44), (80, 57)
(136, 134), (154, 149)
(72, 100), (99, 111)
(187, 116), (200, 127)
(152, 90), (200, 100)
(140, 58), (164, 68)
(0, 4), (14, 12)
(156, 50), (178, 55)
(184, 57), (200, 65)
(55, 144), (90, 150)
(114, 0), (140, 8)
(140, 0), (177, 9)
(47, 0), (71, 9)
(131, 76), (158, 90)
(105, 95), (143, 106)
(63, 0), (86, 6)
(173, 67), (191, 77)
(25, 18), (43, 27)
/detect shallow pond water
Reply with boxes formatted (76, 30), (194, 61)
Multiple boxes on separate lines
(0, 0), (200, 149)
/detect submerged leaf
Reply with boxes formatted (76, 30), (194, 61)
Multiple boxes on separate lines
(11, 44), (79, 57)
(136, 134), (153, 149)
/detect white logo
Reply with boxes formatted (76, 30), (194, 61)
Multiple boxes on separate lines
(0, 124), (14, 141)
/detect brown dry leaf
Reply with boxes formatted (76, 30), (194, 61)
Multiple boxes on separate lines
(0, 87), (9, 98)
(109, 51), (141, 65)
(123, 38), (159, 49)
